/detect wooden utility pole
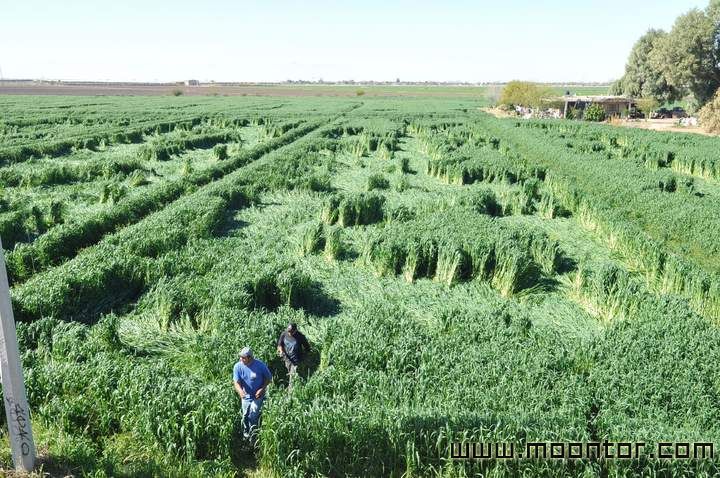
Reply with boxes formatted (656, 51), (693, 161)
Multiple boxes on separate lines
(0, 239), (35, 471)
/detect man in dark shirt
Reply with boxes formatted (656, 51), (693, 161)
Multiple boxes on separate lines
(276, 323), (310, 388)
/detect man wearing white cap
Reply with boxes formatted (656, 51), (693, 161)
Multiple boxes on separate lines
(233, 346), (272, 440)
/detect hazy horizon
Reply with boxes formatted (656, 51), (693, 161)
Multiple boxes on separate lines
(0, 0), (708, 83)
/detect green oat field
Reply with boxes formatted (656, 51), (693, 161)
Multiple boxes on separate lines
(0, 94), (719, 477)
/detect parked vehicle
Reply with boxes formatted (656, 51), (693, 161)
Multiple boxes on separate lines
(652, 108), (672, 119)
(671, 107), (687, 119)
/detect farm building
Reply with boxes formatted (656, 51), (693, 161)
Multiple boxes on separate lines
(560, 95), (635, 118)
(185, 79), (200, 86)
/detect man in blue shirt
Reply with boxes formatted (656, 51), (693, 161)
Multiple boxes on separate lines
(233, 346), (272, 441)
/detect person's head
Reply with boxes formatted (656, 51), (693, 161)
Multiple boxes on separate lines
(287, 323), (298, 336)
(239, 346), (254, 365)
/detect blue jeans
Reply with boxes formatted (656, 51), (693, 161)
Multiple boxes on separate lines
(241, 395), (265, 439)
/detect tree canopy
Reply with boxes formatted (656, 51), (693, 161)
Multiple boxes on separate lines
(653, 7), (720, 107)
(611, 30), (680, 103)
(499, 81), (553, 109)
(614, 1), (720, 109)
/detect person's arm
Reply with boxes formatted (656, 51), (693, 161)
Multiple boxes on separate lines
(276, 332), (286, 357)
(255, 377), (271, 398)
(234, 380), (247, 398)
(255, 365), (273, 398)
(233, 366), (248, 398)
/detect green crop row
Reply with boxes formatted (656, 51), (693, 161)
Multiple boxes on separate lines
(517, 119), (720, 182)
(477, 115), (720, 321)
(320, 192), (385, 227)
(9, 113), (350, 321)
(5, 121), (318, 284)
(362, 207), (562, 292)
(0, 154), (147, 189)
(426, 145), (546, 186)
(0, 115), (214, 165)
(137, 128), (243, 162)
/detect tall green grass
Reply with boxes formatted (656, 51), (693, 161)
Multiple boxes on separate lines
(321, 192), (385, 227)
(362, 208), (562, 293)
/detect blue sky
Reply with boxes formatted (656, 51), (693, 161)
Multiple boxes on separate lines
(0, 0), (709, 82)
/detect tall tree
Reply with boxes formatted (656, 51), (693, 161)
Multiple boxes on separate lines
(615, 29), (680, 103)
(651, 7), (720, 107)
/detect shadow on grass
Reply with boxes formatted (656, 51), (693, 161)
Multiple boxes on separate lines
(230, 414), (259, 474)
(214, 209), (250, 238)
(269, 347), (322, 390)
(557, 255), (578, 275)
(298, 281), (341, 318)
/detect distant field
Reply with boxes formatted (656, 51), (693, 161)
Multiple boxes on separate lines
(0, 81), (610, 99)
(2, 95), (717, 477)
